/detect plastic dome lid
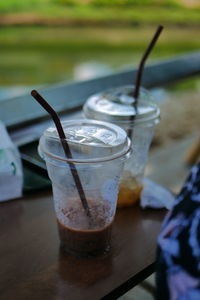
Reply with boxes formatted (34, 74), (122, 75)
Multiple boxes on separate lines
(83, 85), (160, 124)
(39, 119), (131, 163)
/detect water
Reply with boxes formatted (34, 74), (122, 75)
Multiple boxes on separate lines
(1, 25), (200, 102)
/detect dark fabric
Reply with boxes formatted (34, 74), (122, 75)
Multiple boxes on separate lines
(156, 162), (200, 300)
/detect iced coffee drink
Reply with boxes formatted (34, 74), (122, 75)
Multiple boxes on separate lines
(38, 119), (130, 257)
(83, 85), (160, 207)
(57, 200), (113, 256)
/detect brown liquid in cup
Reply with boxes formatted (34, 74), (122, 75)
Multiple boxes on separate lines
(57, 219), (112, 257)
(118, 185), (142, 208)
(117, 171), (143, 208)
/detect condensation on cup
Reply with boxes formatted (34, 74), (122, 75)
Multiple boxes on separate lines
(38, 119), (131, 257)
(83, 85), (160, 208)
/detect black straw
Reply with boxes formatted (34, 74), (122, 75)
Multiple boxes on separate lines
(31, 90), (91, 218)
(128, 25), (164, 139)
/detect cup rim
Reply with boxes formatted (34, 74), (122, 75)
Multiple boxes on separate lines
(38, 119), (132, 164)
(83, 84), (160, 124)
(38, 138), (131, 164)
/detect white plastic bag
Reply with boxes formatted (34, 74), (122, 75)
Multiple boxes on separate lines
(0, 121), (23, 201)
(140, 178), (175, 210)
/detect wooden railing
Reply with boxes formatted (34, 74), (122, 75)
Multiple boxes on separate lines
(1, 51), (200, 192)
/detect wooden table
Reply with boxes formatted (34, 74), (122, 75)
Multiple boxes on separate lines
(1, 134), (193, 300)
(0, 191), (165, 300)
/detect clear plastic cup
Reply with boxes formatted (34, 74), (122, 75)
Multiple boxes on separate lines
(38, 119), (130, 257)
(83, 85), (160, 208)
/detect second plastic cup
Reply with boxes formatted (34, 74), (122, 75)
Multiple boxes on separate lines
(83, 85), (160, 207)
(38, 119), (130, 257)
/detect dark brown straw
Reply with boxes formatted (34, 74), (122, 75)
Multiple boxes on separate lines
(128, 25), (163, 138)
(133, 25), (163, 103)
(31, 90), (91, 218)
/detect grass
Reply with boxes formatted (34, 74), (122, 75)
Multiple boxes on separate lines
(0, 0), (49, 13)
(0, 1), (200, 26)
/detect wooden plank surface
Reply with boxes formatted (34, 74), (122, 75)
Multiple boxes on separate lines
(0, 193), (165, 300)
(147, 135), (196, 194)
(0, 134), (195, 300)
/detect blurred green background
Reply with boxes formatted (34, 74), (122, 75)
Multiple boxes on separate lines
(0, 0), (200, 91)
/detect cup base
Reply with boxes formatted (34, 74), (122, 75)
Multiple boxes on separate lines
(57, 219), (112, 258)
(60, 243), (111, 258)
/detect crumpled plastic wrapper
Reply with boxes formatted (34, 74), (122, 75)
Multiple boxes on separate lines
(0, 121), (23, 202)
(140, 178), (175, 210)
